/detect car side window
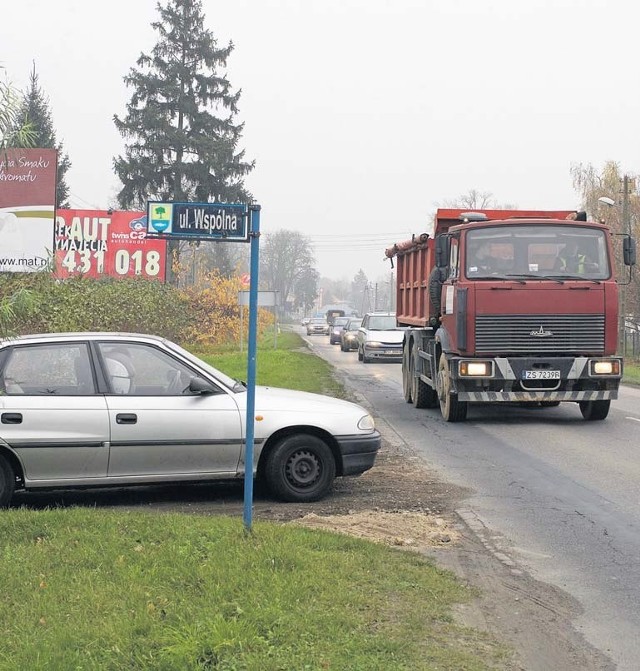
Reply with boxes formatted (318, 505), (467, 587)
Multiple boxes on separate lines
(0, 343), (95, 395)
(98, 342), (215, 396)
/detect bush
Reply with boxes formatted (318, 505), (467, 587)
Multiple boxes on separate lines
(0, 274), (190, 341)
(0, 272), (273, 347)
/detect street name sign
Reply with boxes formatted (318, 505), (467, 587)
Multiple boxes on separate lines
(146, 201), (248, 242)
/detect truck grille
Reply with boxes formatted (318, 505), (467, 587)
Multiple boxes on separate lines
(475, 315), (605, 354)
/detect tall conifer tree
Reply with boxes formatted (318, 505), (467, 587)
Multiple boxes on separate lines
(14, 65), (71, 208)
(113, 0), (254, 281)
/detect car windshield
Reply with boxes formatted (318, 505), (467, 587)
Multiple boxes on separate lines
(310, 318), (326, 324)
(368, 315), (397, 330)
(465, 225), (610, 280)
(334, 318), (350, 327)
(347, 319), (363, 330)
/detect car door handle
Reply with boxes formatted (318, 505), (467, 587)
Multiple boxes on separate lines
(116, 413), (137, 425)
(1, 412), (22, 424)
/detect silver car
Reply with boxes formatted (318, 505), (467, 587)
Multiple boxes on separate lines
(0, 332), (380, 506)
(357, 313), (404, 363)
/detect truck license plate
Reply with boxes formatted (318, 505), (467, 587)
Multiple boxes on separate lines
(523, 370), (560, 380)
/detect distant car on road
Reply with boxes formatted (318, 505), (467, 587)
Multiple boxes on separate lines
(306, 317), (330, 336)
(357, 312), (404, 363)
(329, 316), (351, 344)
(0, 332), (380, 506)
(340, 317), (363, 351)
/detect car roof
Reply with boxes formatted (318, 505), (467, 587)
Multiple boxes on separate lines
(0, 332), (169, 348)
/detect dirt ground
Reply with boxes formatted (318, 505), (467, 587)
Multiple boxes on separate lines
(15, 429), (614, 671)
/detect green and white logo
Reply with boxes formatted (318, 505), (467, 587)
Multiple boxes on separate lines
(149, 203), (172, 233)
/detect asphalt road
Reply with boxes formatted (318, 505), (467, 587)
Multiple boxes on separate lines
(304, 329), (640, 671)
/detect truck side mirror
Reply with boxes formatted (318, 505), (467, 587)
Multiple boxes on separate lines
(623, 236), (636, 266)
(435, 235), (450, 268)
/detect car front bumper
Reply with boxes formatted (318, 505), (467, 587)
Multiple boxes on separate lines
(364, 347), (403, 360)
(334, 431), (381, 475)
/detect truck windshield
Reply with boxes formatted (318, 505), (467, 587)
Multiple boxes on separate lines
(465, 225), (610, 280)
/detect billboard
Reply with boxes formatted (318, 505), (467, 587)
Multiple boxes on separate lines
(0, 148), (57, 272)
(54, 210), (167, 280)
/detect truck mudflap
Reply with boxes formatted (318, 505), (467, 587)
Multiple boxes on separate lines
(458, 389), (618, 403)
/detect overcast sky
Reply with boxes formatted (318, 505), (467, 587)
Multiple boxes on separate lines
(3, 0), (639, 282)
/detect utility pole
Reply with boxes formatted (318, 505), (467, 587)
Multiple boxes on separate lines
(620, 175), (634, 355)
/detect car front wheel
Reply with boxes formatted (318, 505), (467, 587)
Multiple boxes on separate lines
(264, 434), (336, 502)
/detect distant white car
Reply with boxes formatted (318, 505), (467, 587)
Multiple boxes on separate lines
(357, 312), (404, 363)
(0, 332), (381, 506)
(306, 318), (330, 335)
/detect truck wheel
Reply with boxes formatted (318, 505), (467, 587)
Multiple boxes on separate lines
(402, 344), (413, 403)
(437, 354), (467, 422)
(0, 454), (15, 508)
(579, 400), (610, 421)
(411, 341), (438, 408)
(264, 434), (336, 502)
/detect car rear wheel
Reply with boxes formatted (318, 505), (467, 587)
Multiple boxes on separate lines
(0, 454), (15, 507)
(358, 347), (363, 361)
(264, 434), (336, 502)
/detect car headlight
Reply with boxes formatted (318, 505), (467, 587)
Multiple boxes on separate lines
(367, 341), (382, 348)
(357, 414), (375, 431)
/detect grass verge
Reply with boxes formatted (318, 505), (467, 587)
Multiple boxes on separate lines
(0, 509), (508, 670)
(623, 359), (640, 386)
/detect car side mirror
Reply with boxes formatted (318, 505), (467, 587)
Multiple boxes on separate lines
(188, 376), (218, 394)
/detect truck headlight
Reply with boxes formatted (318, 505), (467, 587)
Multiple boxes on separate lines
(459, 361), (493, 377)
(590, 359), (621, 376)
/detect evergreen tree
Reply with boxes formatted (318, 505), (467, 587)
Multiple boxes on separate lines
(1, 67), (35, 150)
(15, 64), (71, 208)
(113, 0), (254, 282)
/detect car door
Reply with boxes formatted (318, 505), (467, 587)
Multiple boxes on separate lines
(97, 341), (243, 478)
(0, 342), (110, 482)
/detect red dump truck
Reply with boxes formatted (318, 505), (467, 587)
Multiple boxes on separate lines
(385, 208), (637, 422)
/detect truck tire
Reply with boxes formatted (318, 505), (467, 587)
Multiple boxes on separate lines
(402, 343), (413, 403)
(0, 454), (15, 508)
(411, 341), (438, 408)
(579, 399), (610, 421)
(437, 354), (467, 422)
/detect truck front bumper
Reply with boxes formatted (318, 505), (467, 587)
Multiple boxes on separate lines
(451, 355), (621, 403)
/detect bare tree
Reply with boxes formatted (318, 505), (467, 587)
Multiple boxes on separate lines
(260, 230), (316, 311)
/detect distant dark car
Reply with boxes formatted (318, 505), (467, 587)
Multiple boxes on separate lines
(329, 317), (351, 344)
(340, 317), (363, 351)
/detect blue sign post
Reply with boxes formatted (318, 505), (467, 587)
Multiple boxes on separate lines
(146, 200), (260, 531)
(243, 204), (261, 531)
